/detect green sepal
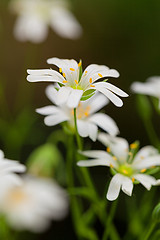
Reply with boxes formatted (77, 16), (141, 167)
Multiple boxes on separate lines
(81, 89), (96, 101)
(58, 82), (64, 87)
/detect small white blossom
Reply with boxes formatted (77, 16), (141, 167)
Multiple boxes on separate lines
(27, 57), (128, 108)
(77, 133), (160, 201)
(36, 85), (119, 141)
(0, 175), (69, 232)
(10, 0), (82, 43)
(131, 76), (160, 107)
(0, 150), (26, 193)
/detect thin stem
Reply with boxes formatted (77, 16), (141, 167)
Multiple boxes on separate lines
(142, 221), (157, 240)
(74, 108), (82, 150)
(102, 200), (118, 240)
(144, 118), (160, 150)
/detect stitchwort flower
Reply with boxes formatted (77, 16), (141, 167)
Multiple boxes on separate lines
(0, 175), (68, 232)
(27, 57), (128, 108)
(10, 0), (82, 43)
(77, 133), (160, 201)
(36, 85), (119, 141)
(131, 76), (160, 107)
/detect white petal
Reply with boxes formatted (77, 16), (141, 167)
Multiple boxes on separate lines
(50, 7), (82, 39)
(94, 85), (123, 107)
(95, 82), (128, 97)
(47, 57), (79, 84)
(45, 85), (58, 104)
(0, 150), (4, 159)
(56, 87), (72, 105)
(77, 120), (89, 138)
(131, 81), (158, 97)
(88, 122), (98, 142)
(79, 150), (112, 159)
(83, 93), (109, 115)
(89, 113), (119, 136)
(133, 174), (156, 190)
(107, 174), (133, 201)
(98, 133), (129, 160)
(13, 15), (48, 43)
(67, 89), (83, 108)
(36, 106), (61, 116)
(27, 69), (64, 83)
(134, 146), (158, 163)
(77, 159), (111, 167)
(44, 113), (69, 126)
(133, 155), (160, 170)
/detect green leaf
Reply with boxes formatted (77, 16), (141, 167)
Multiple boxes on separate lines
(81, 89), (96, 101)
(152, 202), (160, 222)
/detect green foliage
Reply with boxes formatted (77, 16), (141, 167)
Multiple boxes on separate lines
(152, 202), (160, 222)
(81, 89), (96, 101)
(136, 95), (152, 120)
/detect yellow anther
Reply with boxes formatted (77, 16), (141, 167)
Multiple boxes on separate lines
(63, 80), (68, 83)
(106, 147), (110, 153)
(78, 61), (82, 67)
(84, 112), (89, 117)
(90, 84), (95, 87)
(112, 156), (117, 161)
(75, 80), (78, 84)
(128, 152), (133, 156)
(122, 169), (128, 175)
(130, 143), (138, 149)
(70, 68), (75, 71)
(132, 177), (135, 183)
(89, 78), (92, 83)
(110, 164), (114, 168)
(59, 68), (62, 73)
(85, 71), (88, 74)
(63, 72), (66, 78)
(98, 73), (103, 78)
(140, 156), (144, 160)
(140, 168), (146, 173)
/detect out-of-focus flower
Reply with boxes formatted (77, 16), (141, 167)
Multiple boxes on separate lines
(36, 85), (119, 141)
(77, 133), (160, 201)
(10, 0), (82, 43)
(0, 175), (68, 232)
(0, 150), (26, 192)
(27, 57), (128, 108)
(131, 76), (160, 106)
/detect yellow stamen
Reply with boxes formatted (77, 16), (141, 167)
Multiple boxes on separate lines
(59, 68), (62, 73)
(132, 177), (135, 183)
(106, 147), (110, 153)
(70, 68), (75, 71)
(63, 73), (66, 78)
(112, 156), (117, 161)
(78, 61), (81, 67)
(85, 71), (88, 74)
(89, 78), (92, 83)
(140, 168), (146, 173)
(63, 80), (68, 83)
(110, 164), (114, 168)
(140, 156), (144, 159)
(98, 73), (103, 78)
(130, 143), (138, 149)
(84, 112), (89, 117)
(75, 80), (78, 84)
(90, 84), (95, 87)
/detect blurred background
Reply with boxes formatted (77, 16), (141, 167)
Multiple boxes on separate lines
(0, 0), (160, 239)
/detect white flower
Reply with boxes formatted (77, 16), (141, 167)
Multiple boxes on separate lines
(77, 133), (160, 201)
(0, 150), (26, 193)
(10, 0), (82, 43)
(0, 175), (69, 232)
(27, 57), (128, 108)
(36, 85), (119, 141)
(131, 76), (160, 106)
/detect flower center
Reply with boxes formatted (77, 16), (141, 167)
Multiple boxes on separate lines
(118, 164), (133, 176)
(7, 187), (28, 206)
(71, 103), (91, 119)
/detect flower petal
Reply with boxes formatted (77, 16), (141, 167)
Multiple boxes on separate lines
(89, 113), (119, 136)
(45, 85), (58, 104)
(56, 87), (72, 105)
(88, 122), (98, 142)
(77, 159), (111, 167)
(134, 146), (158, 163)
(36, 106), (61, 116)
(133, 174), (156, 190)
(79, 150), (112, 159)
(131, 81), (158, 97)
(95, 82), (128, 97)
(67, 89), (83, 108)
(98, 133), (129, 160)
(0, 150), (4, 159)
(133, 155), (160, 170)
(44, 113), (69, 126)
(50, 7), (82, 39)
(27, 69), (64, 83)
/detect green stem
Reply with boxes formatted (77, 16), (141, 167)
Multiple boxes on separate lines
(74, 108), (82, 150)
(144, 118), (160, 150)
(142, 221), (157, 240)
(102, 200), (118, 240)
